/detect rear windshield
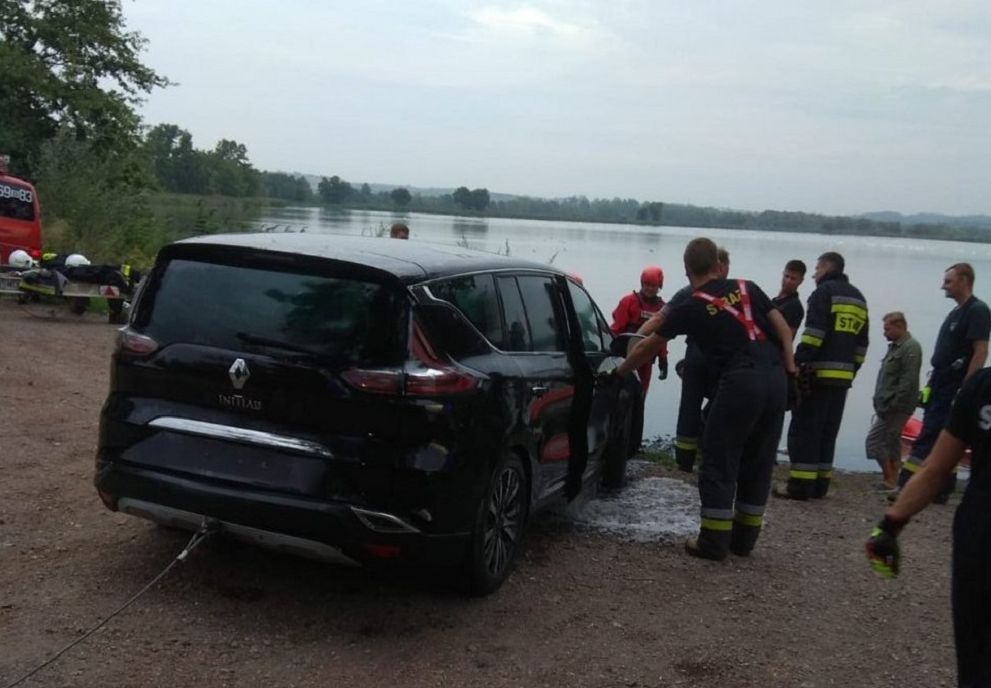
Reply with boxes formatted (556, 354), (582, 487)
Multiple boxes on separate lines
(138, 258), (406, 365)
(0, 182), (35, 221)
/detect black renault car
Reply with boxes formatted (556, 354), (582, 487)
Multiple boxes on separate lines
(95, 234), (641, 594)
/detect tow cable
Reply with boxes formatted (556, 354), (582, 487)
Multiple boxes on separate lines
(3, 517), (220, 688)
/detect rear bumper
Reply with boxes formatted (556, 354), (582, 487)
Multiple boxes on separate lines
(118, 498), (362, 566)
(95, 461), (470, 567)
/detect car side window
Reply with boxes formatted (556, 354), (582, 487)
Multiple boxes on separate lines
(429, 274), (504, 345)
(496, 276), (532, 352)
(516, 275), (566, 352)
(567, 281), (607, 352)
(595, 309), (615, 349)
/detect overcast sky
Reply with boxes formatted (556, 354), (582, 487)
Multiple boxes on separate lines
(122, 1), (991, 216)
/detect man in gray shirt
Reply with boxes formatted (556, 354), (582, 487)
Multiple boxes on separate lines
(866, 312), (922, 489)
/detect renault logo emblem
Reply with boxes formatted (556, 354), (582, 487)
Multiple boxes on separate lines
(228, 358), (250, 390)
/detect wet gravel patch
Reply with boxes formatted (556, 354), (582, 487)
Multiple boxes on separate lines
(554, 460), (699, 543)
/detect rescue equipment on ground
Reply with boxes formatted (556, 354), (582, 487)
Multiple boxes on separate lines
(8, 248), (32, 268)
(1, 251), (141, 324)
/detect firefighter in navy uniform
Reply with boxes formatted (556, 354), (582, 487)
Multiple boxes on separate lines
(618, 238), (796, 560)
(669, 248), (730, 472)
(673, 342), (707, 471)
(896, 263), (990, 503)
(779, 251), (869, 500)
(771, 259), (807, 337)
(865, 368), (991, 688)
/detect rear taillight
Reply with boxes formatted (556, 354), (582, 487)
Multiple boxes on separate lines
(341, 363), (477, 396)
(340, 368), (403, 394)
(404, 364), (477, 395)
(116, 328), (159, 355)
(407, 317), (478, 395)
(341, 319), (478, 396)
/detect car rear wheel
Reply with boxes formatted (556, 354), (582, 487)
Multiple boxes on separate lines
(464, 454), (528, 595)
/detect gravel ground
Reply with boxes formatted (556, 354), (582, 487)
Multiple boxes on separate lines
(0, 299), (960, 687)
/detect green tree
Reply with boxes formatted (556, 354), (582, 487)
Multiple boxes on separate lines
(0, 0), (170, 175)
(213, 139), (249, 166)
(452, 186), (473, 210)
(143, 124), (210, 194)
(469, 188), (490, 211)
(261, 171), (313, 202)
(636, 201), (664, 223)
(453, 187), (489, 211)
(318, 175), (353, 204)
(208, 138), (259, 197)
(390, 187), (412, 207)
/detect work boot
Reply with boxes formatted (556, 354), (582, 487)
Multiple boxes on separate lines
(674, 446), (696, 473)
(684, 537), (727, 562)
(772, 482), (808, 501)
(685, 527), (730, 561)
(812, 476), (831, 499)
(730, 522), (761, 557)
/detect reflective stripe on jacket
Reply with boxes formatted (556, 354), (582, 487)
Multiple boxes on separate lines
(796, 272), (869, 388)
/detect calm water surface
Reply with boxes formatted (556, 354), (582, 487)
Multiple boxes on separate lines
(256, 207), (991, 472)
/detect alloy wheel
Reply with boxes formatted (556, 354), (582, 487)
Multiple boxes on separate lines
(482, 466), (523, 576)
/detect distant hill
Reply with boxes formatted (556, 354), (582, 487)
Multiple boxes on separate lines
(860, 211), (991, 230)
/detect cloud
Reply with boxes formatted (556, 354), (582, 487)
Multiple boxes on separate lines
(469, 5), (584, 37)
(465, 4), (602, 46)
(927, 77), (991, 94)
(121, 0), (991, 215)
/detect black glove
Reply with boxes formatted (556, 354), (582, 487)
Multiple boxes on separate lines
(595, 360), (621, 384)
(796, 364), (815, 399)
(657, 357), (668, 381)
(865, 515), (907, 579)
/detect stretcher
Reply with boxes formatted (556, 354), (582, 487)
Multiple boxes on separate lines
(0, 265), (132, 322)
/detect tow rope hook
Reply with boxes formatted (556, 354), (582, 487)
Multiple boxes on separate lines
(3, 517), (221, 688)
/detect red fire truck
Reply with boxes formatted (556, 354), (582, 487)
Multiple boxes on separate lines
(0, 154), (42, 265)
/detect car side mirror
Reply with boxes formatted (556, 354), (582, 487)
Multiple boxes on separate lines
(610, 332), (644, 357)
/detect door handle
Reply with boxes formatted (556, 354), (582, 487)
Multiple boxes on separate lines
(530, 385), (550, 396)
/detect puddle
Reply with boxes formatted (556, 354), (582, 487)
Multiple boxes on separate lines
(558, 460), (699, 543)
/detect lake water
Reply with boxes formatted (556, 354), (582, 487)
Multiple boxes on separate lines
(256, 206), (991, 472)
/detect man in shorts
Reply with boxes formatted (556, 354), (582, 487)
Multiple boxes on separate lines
(865, 312), (922, 489)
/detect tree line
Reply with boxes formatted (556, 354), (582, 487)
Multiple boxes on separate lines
(304, 181), (991, 243)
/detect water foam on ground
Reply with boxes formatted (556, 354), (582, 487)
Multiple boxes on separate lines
(558, 461), (699, 543)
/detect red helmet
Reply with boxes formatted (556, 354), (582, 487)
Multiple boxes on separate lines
(640, 265), (663, 287)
